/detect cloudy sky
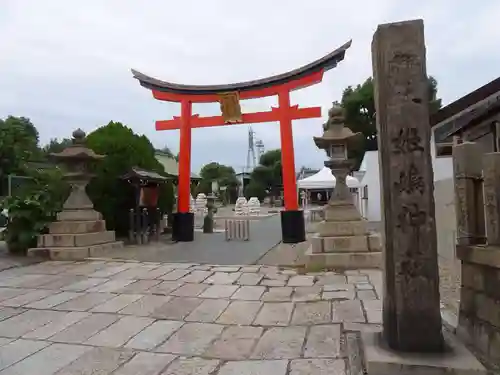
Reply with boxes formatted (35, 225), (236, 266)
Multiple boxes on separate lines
(2, 1), (499, 173)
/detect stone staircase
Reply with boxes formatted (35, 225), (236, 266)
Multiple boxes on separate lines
(304, 200), (382, 269)
(29, 209), (123, 261)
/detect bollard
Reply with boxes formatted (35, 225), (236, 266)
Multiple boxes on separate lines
(155, 208), (161, 242)
(128, 209), (135, 243)
(141, 208), (149, 244)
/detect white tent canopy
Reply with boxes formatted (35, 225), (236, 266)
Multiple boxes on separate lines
(297, 166), (360, 189)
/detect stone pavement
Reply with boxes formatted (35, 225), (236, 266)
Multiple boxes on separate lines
(101, 215), (283, 265)
(0, 242), (42, 272)
(0, 259), (383, 374)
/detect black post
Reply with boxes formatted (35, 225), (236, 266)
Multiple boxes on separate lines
(128, 208), (135, 243)
(135, 209), (142, 245)
(280, 210), (306, 243)
(141, 208), (149, 244)
(172, 212), (194, 242)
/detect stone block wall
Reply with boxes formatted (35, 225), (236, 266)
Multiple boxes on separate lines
(452, 142), (500, 368)
(456, 246), (500, 366)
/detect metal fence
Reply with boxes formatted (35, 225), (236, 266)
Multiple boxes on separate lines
(0, 175), (35, 198)
(224, 219), (250, 241)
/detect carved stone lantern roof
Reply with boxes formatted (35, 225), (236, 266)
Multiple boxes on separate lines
(313, 104), (363, 150)
(50, 129), (105, 161)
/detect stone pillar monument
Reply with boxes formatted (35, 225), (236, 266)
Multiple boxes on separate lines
(371, 19), (443, 353)
(28, 129), (123, 260)
(304, 104), (382, 269)
(361, 19), (485, 375)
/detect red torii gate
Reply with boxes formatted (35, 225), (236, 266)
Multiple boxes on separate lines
(132, 41), (351, 243)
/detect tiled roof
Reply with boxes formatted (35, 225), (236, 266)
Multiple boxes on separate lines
(155, 152), (200, 179)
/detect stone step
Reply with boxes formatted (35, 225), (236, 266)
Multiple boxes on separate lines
(304, 246), (382, 270)
(28, 241), (124, 261)
(48, 220), (106, 234)
(311, 233), (382, 254)
(38, 231), (116, 248)
(57, 209), (102, 222)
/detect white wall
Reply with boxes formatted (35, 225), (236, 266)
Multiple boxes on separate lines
(430, 132), (454, 182)
(359, 132), (453, 222)
(359, 151), (381, 222)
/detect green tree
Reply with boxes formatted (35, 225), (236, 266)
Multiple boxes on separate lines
(196, 162), (239, 202)
(341, 75), (442, 168)
(194, 179), (212, 196)
(86, 121), (171, 234)
(259, 149), (281, 168)
(0, 117), (68, 253)
(248, 149), (283, 200)
(244, 180), (266, 201)
(199, 162), (239, 190)
(42, 138), (73, 155)
(0, 116), (40, 180)
(250, 166), (274, 191)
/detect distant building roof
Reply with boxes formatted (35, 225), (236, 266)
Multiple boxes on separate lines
(235, 172), (251, 178)
(26, 160), (57, 172)
(121, 167), (169, 183)
(431, 77), (500, 126)
(155, 151), (201, 180)
(431, 77), (500, 142)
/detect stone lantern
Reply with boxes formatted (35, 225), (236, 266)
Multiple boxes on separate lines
(203, 194), (218, 233)
(50, 128), (105, 213)
(28, 129), (123, 260)
(313, 104), (362, 203)
(305, 103), (382, 270)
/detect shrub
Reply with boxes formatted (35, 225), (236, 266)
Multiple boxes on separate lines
(1, 168), (67, 254)
(244, 180), (266, 201)
(85, 121), (172, 236)
(157, 180), (175, 214)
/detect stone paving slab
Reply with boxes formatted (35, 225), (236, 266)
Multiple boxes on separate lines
(0, 343), (91, 375)
(0, 259), (390, 374)
(113, 352), (176, 375)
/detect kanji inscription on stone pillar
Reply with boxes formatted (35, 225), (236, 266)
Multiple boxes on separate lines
(372, 19), (444, 352)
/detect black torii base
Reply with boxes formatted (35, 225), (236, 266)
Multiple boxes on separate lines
(281, 210), (306, 244)
(172, 212), (194, 242)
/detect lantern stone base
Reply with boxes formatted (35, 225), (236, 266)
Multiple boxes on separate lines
(28, 241), (124, 261)
(28, 209), (123, 261)
(305, 247), (382, 269)
(305, 200), (382, 270)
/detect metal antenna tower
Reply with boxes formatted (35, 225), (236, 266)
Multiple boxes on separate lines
(246, 126), (257, 172)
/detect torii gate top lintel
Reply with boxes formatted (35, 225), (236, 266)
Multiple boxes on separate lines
(131, 40), (351, 102)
